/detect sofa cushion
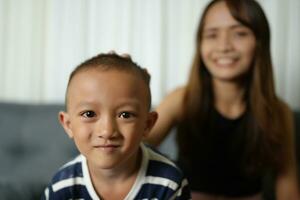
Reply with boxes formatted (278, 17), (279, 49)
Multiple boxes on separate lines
(0, 102), (78, 199)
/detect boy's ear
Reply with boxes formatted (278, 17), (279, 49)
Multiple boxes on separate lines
(58, 111), (74, 139)
(143, 111), (158, 137)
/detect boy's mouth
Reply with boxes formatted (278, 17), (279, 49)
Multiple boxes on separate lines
(93, 144), (121, 152)
(94, 144), (120, 148)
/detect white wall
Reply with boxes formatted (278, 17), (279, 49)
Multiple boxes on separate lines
(0, 0), (299, 109)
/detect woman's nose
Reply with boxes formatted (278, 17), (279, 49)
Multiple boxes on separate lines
(216, 32), (233, 52)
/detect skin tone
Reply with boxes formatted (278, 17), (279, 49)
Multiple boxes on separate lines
(147, 1), (299, 200)
(59, 68), (157, 200)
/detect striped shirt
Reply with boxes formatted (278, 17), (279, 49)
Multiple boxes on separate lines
(41, 144), (191, 200)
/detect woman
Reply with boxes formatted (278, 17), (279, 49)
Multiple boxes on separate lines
(146, 0), (299, 199)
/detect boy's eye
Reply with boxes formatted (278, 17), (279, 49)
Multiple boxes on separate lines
(119, 112), (134, 119)
(82, 111), (96, 118)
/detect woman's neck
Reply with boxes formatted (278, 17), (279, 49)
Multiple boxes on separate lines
(212, 79), (246, 119)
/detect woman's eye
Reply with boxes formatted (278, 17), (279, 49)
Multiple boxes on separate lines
(82, 111), (96, 118)
(119, 112), (133, 119)
(233, 29), (251, 38)
(203, 33), (217, 39)
(235, 31), (248, 37)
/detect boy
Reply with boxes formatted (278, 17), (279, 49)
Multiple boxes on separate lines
(41, 53), (191, 200)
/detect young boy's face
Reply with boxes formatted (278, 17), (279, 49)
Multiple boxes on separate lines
(59, 68), (157, 171)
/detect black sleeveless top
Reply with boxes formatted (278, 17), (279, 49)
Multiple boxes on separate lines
(176, 109), (262, 197)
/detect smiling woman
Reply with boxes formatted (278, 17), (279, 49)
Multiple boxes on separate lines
(145, 0), (299, 200)
(201, 2), (256, 84)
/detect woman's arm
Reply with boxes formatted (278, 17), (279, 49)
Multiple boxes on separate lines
(145, 87), (186, 147)
(276, 172), (299, 200)
(276, 104), (300, 200)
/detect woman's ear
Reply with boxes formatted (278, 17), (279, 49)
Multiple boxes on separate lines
(58, 111), (74, 139)
(143, 111), (158, 137)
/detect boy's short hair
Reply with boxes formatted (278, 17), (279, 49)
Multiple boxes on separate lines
(65, 53), (151, 110)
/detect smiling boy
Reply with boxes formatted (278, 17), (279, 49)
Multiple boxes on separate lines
(41, 53), (191, 200)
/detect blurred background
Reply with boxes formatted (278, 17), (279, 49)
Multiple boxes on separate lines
(0, 0), (299, 199)
(0, 0), (299, 109)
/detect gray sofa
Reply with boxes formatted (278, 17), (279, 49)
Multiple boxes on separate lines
(0, 102), (299, 199)
(0, 102), (78, 200)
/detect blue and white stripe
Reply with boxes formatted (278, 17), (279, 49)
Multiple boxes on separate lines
(41, 143), (191, 200)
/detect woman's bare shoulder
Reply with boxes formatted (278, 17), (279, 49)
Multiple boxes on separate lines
(158, 86), (186, 121)
(146, 86), (187, 146)
(166, 86), (186, 99)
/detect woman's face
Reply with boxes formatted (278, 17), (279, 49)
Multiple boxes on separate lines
(200, 1), (256, 83)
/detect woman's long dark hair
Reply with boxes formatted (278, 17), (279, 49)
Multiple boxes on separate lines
(177, 0), (288, 174)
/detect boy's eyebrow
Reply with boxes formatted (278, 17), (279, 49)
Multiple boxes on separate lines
(75, 99), (142, 109)
(75, 101), (97, 107)
(116, 99), (142, 109)
(71, 101), (99, 110)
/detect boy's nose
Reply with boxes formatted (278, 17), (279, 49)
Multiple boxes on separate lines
(96, 117), (117, 139)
